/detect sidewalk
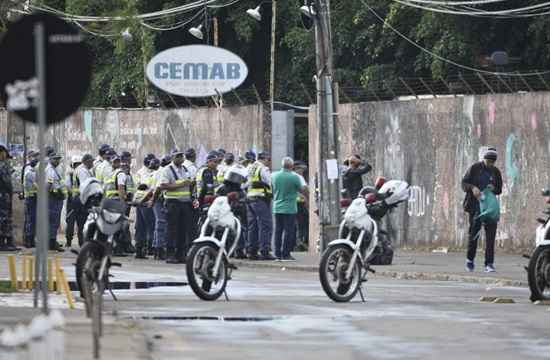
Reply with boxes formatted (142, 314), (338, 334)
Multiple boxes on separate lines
(0, 306), (149, 360)
(232, 250), (530, 287)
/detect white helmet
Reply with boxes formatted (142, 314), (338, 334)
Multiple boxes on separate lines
(79, 177), (104, 205)
(224, 164), (248, 185)
(71, 155), (82, 165)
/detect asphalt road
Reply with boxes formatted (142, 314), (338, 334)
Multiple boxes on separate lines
(99, 266), (550, 360)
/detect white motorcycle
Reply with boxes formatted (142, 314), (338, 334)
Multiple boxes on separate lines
(186, 194), (242, 301)
(527, 189), (550, 301)
(319, 180), (409, 302)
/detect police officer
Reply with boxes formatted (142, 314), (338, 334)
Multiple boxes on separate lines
(160, 149), (196, 264)
(0, 142), (17, 251)
(74, 154), (94, 244)
(65, 155), (82, 248)
(183, 148), (198, 178)
(216, 163), (249, 259)
(246, 151), (275, 260)
(136, 153), (156, 185)
(121, 151), (136, 254)
(149, 156), (170, 260)
(134, 155), (157, 259)
(93, 144), (111, 178)
(46, 153), (66, 252)
(216, 152), (235, 185)
(196, 152), (219, 206)
(243, 150), (256, 170)
(23, 151), (39, 248)
(95, 148), (116, 184)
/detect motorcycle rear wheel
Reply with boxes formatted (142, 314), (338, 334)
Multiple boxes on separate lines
(186, 243), (228, 301)
(319, 244), (362, 302)
(528, 245), (550, 301)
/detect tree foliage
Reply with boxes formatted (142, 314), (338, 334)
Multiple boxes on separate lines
(2, 0), (550, 106)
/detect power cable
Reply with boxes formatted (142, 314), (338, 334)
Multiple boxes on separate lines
(361, 0), (550, 76)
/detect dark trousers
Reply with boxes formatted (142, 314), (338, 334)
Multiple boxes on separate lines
(24, 197), (37, 247)
(135, 207), (155, 252)
(274, 213), (297, 259)
(165, 200), (194, 260)
(232, 204), (247, 251)
(467, 211), (497, 266)
(247, 198), (273, 254)
(48, 197), (64, 246)
(296, 203), (308, 249)
(0, 193), (14, 245)
(65, 196), (84, 246)
(153, 201), (167, 249)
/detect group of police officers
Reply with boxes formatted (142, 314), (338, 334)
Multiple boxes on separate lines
(4, 142), (309, 264)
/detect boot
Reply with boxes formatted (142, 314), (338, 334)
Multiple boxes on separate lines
(166, 247), (178, 264)
(135, 247), (147, 259)
(49, 239), (64, 252)
(158, 248), (166, 261)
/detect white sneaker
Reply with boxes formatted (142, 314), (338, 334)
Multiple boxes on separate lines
(485, 264), (496, 273)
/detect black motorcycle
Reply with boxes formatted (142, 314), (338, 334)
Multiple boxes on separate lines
(527, 189), (550, 301)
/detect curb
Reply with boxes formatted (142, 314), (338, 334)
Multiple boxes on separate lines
(231, 260), (528, 288)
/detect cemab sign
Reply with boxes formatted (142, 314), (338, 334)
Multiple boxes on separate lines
(146, 45), (248, 98)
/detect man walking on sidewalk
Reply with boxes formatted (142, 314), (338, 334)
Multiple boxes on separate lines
(462, 147), (503, 273)
(271, 157), (308, 261)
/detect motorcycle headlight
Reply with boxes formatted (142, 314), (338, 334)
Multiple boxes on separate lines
(102, 209), (122, 224)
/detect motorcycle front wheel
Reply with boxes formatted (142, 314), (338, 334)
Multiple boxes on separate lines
(319, 244), (362, 302)
(528, 245), (550, 301)
(186, 243), (228, 301)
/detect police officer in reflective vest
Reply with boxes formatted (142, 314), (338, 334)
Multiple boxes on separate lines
(65, 155), (82, 248)
(74, 154), (95, 245)
(103, 155), (131, 255)
(196, 152), (219, 206)
(160, 149), (196, 264)
(46, 153), (66, 252)
(0, 142), (17, 251)
(23, 151), (39, 248)
(121, 152), (136, 254)
(134, 155), (157, 259)
(246, 151), (276, 260)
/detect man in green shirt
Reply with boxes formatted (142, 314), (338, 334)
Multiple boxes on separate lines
(271, 157), (308, 261)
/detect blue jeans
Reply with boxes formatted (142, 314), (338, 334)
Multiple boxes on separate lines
(274, 213), (297, 259)
(247, 198), (272, 254)
(48, 198), (64, 243)
(153, 201), (167, 249)
(135, 206), (155, 251)
(24, 197), (37, 246)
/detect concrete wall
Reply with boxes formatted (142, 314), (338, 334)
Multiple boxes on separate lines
(309, 92), (550, 252)
(2, 105), (268, 242)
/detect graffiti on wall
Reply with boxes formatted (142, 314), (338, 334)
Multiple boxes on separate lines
(408, 185), (428, 217)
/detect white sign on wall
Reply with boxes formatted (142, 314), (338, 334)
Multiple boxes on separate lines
(146, 45), (248, 98)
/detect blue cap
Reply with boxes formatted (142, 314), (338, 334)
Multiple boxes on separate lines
(206, 153), (218, 161)
(171, 148), (184, 157)
(185, 148), (196, 158)
(161, 155), (172, 166)
(258, 151), (270, 160)
(245, 151), (256, 161)
(224, 152), (235, 161)
(207, 150), (219, 158)
(120, 151), (132, 160)
(217, 148), (226, 155)
(149, 158), (160, 168)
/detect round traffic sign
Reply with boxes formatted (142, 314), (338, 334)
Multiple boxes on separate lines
(0, 13), (92, 124)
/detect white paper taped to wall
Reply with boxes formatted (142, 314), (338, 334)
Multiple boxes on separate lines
(326, 159), (339, 180)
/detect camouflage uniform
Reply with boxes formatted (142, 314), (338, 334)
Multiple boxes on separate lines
(0, 159), (14, 247)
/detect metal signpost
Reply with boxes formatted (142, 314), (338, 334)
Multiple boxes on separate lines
(0, 13), (92, 313)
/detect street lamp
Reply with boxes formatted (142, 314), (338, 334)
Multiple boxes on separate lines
(246, 6), (262, 21)
(189, 24), (204, 40)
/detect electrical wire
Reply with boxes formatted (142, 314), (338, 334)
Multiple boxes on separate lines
(361, 0), (550, 76)
(393, 0), (550, 17)
(405, 0), (509, 5)
(140, 8), (206, 31)
(73, 21), (119, 37)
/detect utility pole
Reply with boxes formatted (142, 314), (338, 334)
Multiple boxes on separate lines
(269, 0), (277, 114)
(313, 0), (340, 252)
